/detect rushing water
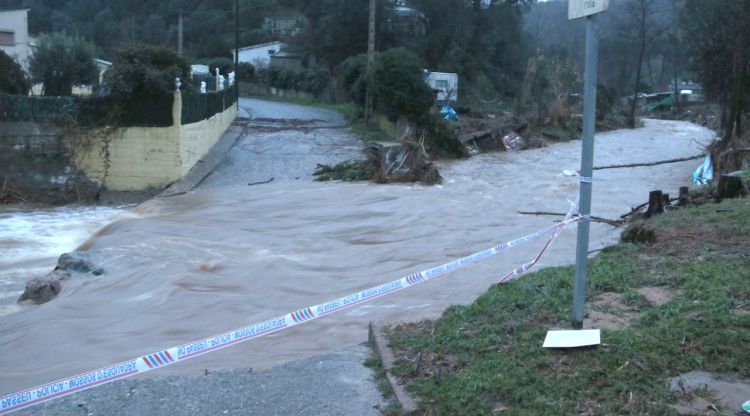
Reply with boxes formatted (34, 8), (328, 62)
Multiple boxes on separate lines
(0, 119), (713, 395)
(0, 206), (132, 316)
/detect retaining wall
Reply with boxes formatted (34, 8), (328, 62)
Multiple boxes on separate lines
(1, 91), (237, 199)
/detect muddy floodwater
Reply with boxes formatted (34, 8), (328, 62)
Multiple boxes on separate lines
(0, 118), (713, 395)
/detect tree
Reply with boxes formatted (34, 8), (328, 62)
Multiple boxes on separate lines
(107, 44), (190, 99)
(614, 0), (664, 127)
(28, 33), (98, 96)
(0, 50), (29, 95)
(372, 48), (434, 122)
(682, 0), (750, 142)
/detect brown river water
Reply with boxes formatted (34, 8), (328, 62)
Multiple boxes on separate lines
(0, 119), (713, 395)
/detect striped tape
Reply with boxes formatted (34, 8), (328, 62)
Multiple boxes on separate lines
(0, 214), (580, 415)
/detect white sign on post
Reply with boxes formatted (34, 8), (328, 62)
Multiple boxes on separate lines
(569, 0), (609, 20)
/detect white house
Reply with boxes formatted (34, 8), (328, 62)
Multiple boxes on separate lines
(424, 70), (458, 102)
(232, 41), (288, 68)
(0, 8), (33, 70)
(93, 58), (111, 85)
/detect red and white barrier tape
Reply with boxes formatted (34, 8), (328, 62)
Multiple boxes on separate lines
(0, 210), (581, 414)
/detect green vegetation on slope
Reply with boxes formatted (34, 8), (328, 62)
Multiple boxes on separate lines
(386, 197), (750, 415)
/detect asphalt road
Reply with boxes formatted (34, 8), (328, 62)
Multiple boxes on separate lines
(15, 346), (388, 416)
(199, 98), (365, 188)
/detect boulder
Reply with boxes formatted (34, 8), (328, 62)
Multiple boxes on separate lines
(17, 270), (70, 304)
(56, 251), (103, 274)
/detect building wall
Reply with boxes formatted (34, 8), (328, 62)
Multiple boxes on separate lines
(0, 9), (31, 70)
(425, 72), (458, 102)
(235, 41), (286, 68)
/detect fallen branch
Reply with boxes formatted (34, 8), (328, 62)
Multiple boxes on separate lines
(593, 154), (705, 171)
(517, 211), (623, 227)
(248, 177), (274, 186)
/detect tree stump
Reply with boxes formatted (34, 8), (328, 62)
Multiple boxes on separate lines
(645, 190), (665, 218)
(678, 186), (690, 206)
(717, 173), (745, 201)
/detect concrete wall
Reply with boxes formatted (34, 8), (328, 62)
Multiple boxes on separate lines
(75, 91), (237, 191)
(180, 101), (237, 176)
(1, 92), (237, 201)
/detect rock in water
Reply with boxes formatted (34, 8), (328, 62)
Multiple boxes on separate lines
(56, 251), (101, 274)
(18, 270), (70, 304)
(18, 251), (105, 305)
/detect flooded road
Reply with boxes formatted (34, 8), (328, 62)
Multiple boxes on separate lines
(0, 104), (714, 395)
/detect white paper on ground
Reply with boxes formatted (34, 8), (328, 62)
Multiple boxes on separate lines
(543, 329), (601, 348)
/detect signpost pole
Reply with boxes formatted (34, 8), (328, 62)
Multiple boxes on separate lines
(572, 14), (599, 329)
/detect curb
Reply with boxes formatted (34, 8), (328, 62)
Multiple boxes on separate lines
(369, 321), (419, 415)
(159, 119), (247, 198)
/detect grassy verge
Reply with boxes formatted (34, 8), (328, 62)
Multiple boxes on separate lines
(386, 197), (750, 415)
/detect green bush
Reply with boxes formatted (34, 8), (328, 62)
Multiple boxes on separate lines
(108, 45), (190, 99)
(338, 54), (369, 105)
(28, 33), (97, 96)
(0, 51), (28, 95)
(236, 62), (255, 81)
(373, 48), (434, 122)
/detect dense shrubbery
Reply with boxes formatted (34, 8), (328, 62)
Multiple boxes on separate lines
(107, 45), (190, 98)
(0, 51), (29, 95)
(372, 48), (434, 123)
(29, 33), (97, 96)
(338, 54), (369, 105)
(255, 66), (330, 96)
(236, 62), (255, 81)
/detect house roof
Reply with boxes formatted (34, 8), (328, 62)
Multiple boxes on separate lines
(234, 40), (284, 53)
(0, 7), (30, 12)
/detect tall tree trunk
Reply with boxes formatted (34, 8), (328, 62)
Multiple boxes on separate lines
(724, 34), (745, 142)
(628, 0), (647, 128)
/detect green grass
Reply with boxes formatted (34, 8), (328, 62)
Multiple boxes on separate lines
(386, 197), (750, 415)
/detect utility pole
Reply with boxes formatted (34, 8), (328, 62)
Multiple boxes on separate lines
(178, 10), (184, 56)
(235, 0), (240, 103)
(131, 15), (136, 44)
(364, 0), (376, 125)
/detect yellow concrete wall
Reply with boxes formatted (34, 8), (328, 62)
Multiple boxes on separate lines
(74, 125), (182, 191)
(74, 92), (237, 191)
(180, 103), (237, 176)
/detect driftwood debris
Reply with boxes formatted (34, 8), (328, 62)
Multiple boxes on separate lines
(247, 177), (274, 186)
(516, 211), (624, 227)
(593, 154), (705, 171)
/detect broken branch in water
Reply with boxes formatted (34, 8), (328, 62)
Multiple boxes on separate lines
(516, 211), (624, 227)
(248, 177), (274, 186)
(593, 154), (705, 171)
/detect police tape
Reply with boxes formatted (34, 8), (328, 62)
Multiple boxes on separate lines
(0, 214), (582, 415)
(500, 202), (582, 283)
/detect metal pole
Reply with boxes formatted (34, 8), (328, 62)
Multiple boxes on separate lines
(572, 14), (598, 329)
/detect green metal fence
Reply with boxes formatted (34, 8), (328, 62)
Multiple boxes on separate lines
(2, 86), (234, 127)
(181, 85), (236, 125)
